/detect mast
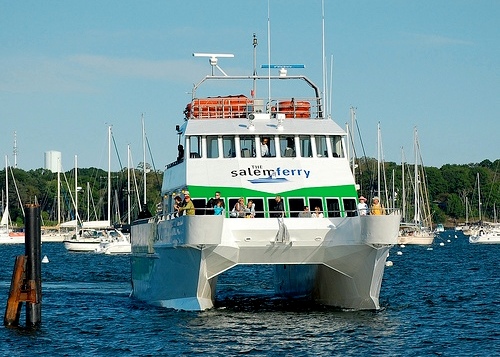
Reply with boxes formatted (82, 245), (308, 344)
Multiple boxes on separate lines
(477, 173), (481, 222)
(4, 156), (9, 233)
(413, 127), (421, 226)
(74, 155), (79, 231)
(252, 33), (257, 98)
(127, 144), (131, 225)
(57, 156), (61, 227)
(377, 122), (381, 198)
(142, 115), (147, 207)
(108, 125), (112, 225)
(401, 147), (406, 222)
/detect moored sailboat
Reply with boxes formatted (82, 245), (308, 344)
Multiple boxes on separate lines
(398, 128), (434, 245)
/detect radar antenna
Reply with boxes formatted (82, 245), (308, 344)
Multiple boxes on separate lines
(193, 53), (234, 76)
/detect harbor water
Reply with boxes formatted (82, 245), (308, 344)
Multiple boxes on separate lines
(0, 231), (498, 356)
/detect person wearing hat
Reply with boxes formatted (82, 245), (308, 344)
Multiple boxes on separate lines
(357, 196), (368, 216)
(178, 192), (195, 216)
(370, 196), (385, 215)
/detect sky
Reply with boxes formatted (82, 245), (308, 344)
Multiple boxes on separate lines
(1, 0), (499, 172)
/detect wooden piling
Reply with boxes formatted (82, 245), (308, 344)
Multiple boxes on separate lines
(3, 204), (41, 328)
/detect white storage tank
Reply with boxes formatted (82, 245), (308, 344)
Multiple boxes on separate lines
(44, 151), (62, 173)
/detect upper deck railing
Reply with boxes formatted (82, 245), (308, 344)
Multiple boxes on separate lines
(185, 75), (323, 120)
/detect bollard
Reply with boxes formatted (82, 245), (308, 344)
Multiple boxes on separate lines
(3, 204), (41, 328)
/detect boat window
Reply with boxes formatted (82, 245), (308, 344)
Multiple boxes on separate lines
(343, 198), (357, 217)
(279, 135), (296, 157)
(315, 135), (328, 158)
(206, 136), (219, 158)
(299, 135), (313, 158)
(189, 136), (202, 158)
(330, 135), (344, 158)
(288, 198), (305, 217)
(223, 136), (236, 158)
(309, 198), (324, 216)
(191, 198), (206, 215)
(260, 136), (276, 157)
(326, 198), (341, 217)
(240, 135), (256, 158)
(247, 198), (265, 218)
(267, 197), (286, 218)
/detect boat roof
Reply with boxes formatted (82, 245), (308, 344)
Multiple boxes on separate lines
(183, 117), (346, 136)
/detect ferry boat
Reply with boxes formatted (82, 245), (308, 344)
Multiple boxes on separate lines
(130, 54), (401, 311)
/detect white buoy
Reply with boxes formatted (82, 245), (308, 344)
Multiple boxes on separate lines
(42, 255), (49, 263)
(439, 242), (445, 246)
(427, 247), (433, 250)
(397, 251), (403, 255)
(385, 261), (393, 267)
(447, 239), (451, 243)
(400, 244), (406, 248)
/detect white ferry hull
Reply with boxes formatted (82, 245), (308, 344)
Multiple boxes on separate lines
(131, 214), (400, 311)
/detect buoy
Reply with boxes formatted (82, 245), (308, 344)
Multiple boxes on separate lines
(385, 261), (393, 267)
(42, 255), (49, 263)
(400, 244), (406, 248)
(447, 239), (451, 243)
(397, 251), (403, 255)
(427, 247), (433, 250)
(439, 242), (445, 246)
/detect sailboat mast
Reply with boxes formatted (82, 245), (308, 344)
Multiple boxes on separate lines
(5, 155), (8, 232)
(142, 115), (147, 207)
(377, 122), (381, 198)
(477, 173), (481, 222)
(108, 125), (112, 225)
(401, 147), (406, 222)
(127, 144), (131, 225)
(413, 128), (420, 225)
(57, 156), (61, 227)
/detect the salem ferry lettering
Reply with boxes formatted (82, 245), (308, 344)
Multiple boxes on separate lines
(230, 165), (311, 184)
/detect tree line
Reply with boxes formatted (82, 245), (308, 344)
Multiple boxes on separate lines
(1, 163), (162, 228)
(355, 158), (500, 226)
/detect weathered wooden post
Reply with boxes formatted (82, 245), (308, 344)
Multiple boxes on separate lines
(3, 203), (41, 328)
(25, 203), (42, 327)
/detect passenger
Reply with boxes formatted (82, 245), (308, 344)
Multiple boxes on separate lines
(271, 195), (284, 218)
(357, 196), (369, 216)
(245, 200), (255, 218)
(177, 144), (184, 161)
(261, 137), (270, 157)
(213, 199), (224, 216)
(370, 196), (385, 215)
(173, 195), (183, 217)
(178, 192), (195, 216)
(312, 206), (324, 218)
(298, 206), (311, 218)
(231, 197), (246, 218)
(206, 191), (225, 215)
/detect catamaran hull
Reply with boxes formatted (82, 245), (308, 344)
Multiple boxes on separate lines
(130, 213), (400, 311)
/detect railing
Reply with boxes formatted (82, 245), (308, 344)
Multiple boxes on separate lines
(158, 207), (400, 220)
(185, 96), (322, 120)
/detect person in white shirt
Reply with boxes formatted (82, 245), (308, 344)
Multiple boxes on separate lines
(312, 206), (324, 218)
(357, 196), (368, 215)
(261, 137), (269, 157)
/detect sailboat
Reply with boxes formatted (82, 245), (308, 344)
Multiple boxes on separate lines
(0, 156), (25, 244)
(64, 127), (122, 252)
(398, 128), (435, 245)
(469, 174), (500, 244)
